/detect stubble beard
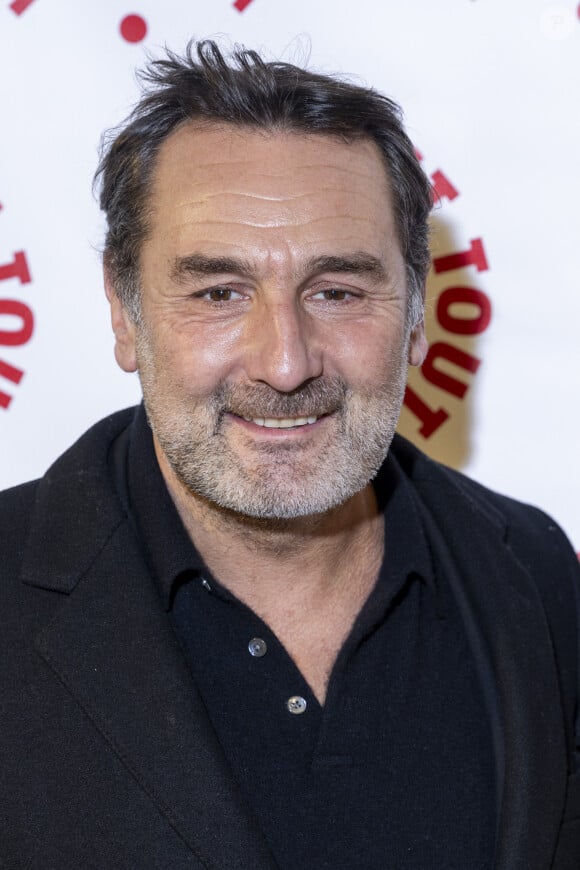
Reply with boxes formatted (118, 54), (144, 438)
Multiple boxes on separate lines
(136, 330), (409, 521)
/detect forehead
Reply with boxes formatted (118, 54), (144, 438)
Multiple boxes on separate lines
(144, 123), (400, 267)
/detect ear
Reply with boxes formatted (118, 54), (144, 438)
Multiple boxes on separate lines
(104, 269), (138, 373)
(408, 319), (428, 367)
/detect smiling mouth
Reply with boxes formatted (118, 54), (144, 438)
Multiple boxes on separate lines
(240, 415), (319, 429)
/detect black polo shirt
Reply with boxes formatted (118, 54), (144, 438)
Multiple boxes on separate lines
(124, 406), (496, 869)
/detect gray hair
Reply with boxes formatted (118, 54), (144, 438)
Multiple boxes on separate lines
(95, 39), (432, 324)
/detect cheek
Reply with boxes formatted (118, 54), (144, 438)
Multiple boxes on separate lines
(156, 322), (245, 397)
(197, 328), (244, 370)
(324, 321), (407, 385)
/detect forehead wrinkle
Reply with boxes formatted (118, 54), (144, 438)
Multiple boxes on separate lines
(163, 147), (383, 176)
(154, 126), (392, 197)
(174, 187), (383, 208)
(168, 214), (382, 231)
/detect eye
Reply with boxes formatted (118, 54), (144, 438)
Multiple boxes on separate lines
(195, 286), (246, 303)
(310, 287), (353, 302)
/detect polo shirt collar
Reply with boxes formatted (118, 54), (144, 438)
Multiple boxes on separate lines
(125, 403), (435, 611)
(126, 405), (205, 609)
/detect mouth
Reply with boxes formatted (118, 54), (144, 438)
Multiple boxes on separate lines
(240, 415), (319, 429)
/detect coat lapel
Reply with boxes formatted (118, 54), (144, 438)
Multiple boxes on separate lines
(411, 461), (568, 870)
(21, 414), (277, 870)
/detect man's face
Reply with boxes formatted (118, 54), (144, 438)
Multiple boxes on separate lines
(109, 124), (427, 519)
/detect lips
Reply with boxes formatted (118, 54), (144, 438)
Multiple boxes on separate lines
(241, 415), (319, 429)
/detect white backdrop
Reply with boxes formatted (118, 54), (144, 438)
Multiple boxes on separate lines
(1, 0), (579, 550)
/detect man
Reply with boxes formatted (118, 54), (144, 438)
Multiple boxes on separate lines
(1, 41), (579, 870)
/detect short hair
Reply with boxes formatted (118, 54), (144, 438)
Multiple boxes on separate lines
(95, 39), (432, 324)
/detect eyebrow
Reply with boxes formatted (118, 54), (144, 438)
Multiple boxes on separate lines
(170, 254), (253, 283)
(170, 251), (390, 285)
(305, 254), (389, 284)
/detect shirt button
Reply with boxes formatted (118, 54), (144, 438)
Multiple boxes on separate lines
(248, 638), (268, 658)
(286, 695), (307, 715)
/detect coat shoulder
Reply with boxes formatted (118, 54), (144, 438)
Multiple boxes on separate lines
(0, 406), (137, 596)
(390, 434), (580, 739)
(390, 433), (578, 572)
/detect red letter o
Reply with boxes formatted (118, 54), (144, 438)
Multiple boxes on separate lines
(437, 287), (492, 335)
(0, 300), (34, 346)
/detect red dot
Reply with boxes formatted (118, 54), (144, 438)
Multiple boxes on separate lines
(120, 14), (148, 43)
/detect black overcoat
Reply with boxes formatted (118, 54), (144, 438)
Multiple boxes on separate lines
(1, 408), (579, 869)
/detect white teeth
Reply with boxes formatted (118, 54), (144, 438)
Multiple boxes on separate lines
(248, 416), (319, 429)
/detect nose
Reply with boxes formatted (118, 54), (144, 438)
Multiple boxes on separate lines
(244, 299), (323, 393)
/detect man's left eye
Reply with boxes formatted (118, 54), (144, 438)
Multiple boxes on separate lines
(311, 288), (351, 301)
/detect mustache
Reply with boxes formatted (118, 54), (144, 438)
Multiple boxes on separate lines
(212, 377), (348, 420)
